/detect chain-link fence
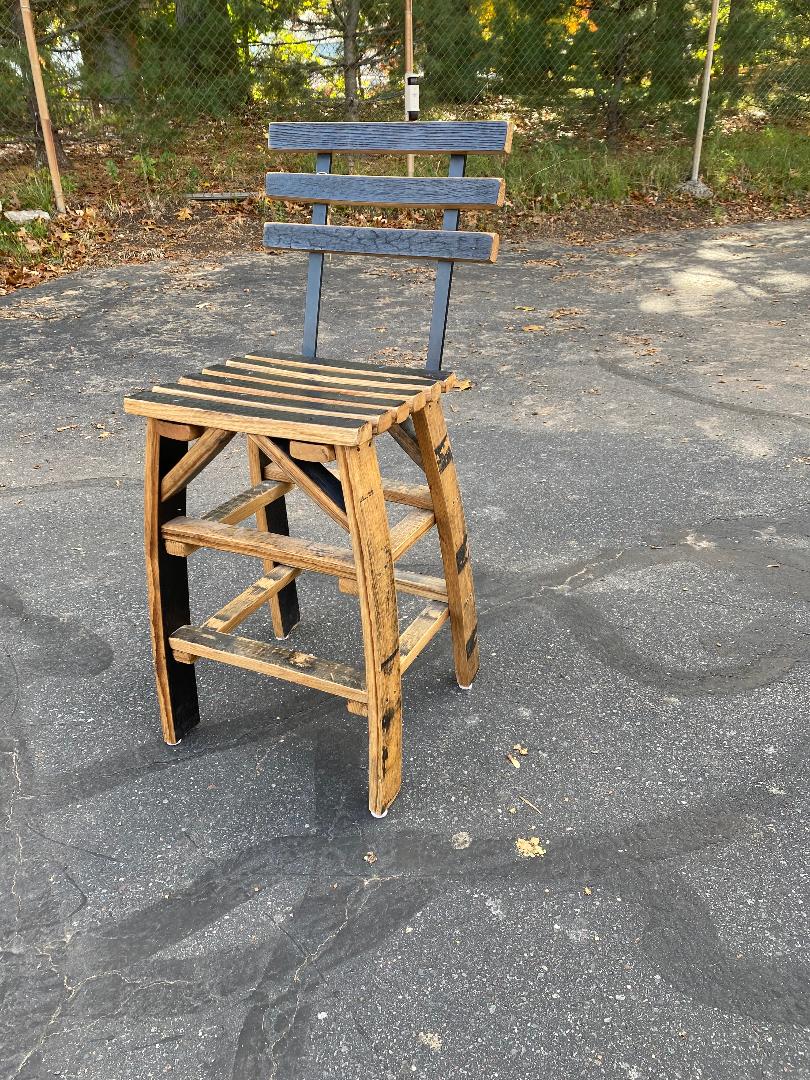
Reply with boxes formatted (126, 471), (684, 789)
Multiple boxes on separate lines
(1, 0), (808, 157)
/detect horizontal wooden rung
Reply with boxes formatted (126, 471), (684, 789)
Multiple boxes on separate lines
(169, 625), (367, 702)
(166, 480), (293, 557)
(161, 516), (448, 601)
(389, 508), (436, 560)
(203, 566), (300, 633)
(399, 602), (449, 674)
(382, 481), (433, 511)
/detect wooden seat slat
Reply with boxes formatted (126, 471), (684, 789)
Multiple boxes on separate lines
(264, 173), (505, 209)
(226, 358), (441, 400)
(241, 351), (449, 386)
(195, 367), (415, 408)
(268, 120), (513, 155)
(263, 222), (498, 263)
(173, 377), (396, 420)
(150, 384), (397, 434)
(240, 348), (450, 384)
(124, 392), (373, 445)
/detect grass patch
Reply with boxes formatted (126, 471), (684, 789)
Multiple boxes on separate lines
(497, 126), (810, 209)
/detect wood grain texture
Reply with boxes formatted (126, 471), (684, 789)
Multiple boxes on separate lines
(263, 222), (498, 263)
(124, 391), (373, 445)
(198, 367), (412, 416)
(159, 427), (234, 502)
(154, 420), (204, 441)
(202, 567), (300, 633)
(265, 173), (505, 208)
(162, 516), (358, 577)
(247, 437), (300, 638)
(412, 400), (480, 688)
(338, 441), (403, 816)
(169, 479), (292, 558)
(250, 434), (349, 530)
(143, 420), (200, 743)
(230, 359), (440, 402)
(268, 120), (513, 154)
(381, 480), (433, 510)
(290, 441), (336, 462)
(242, 349), (450, 385)
(389, 508), (436, 560)
(399, 602), (450, 674)
(389, 420), (424, 468)
(169, 625), (367, 702)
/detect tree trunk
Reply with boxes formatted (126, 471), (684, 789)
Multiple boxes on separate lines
(342, 0), (360, 120)
(78, 0), (140, 105)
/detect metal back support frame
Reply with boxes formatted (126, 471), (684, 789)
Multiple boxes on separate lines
(300, 153), (467, 374)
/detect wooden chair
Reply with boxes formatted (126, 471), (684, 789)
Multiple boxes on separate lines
(124, 120), (512, 816)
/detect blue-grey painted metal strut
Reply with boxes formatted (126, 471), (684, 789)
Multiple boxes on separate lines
(301, 151), (332, 358)
(426, 153), (466, 372)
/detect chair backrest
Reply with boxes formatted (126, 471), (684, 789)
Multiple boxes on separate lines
(263, 120), (512, 372)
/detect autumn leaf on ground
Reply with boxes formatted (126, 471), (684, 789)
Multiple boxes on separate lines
(506, 753), (521, 769)
(549, 307), (584, 318)
(515, 836), (546, 858)
(363, 850), (377, 864)
(514, 305), (535, 311)
(513, 743), (528, 756)
(584, 886), (593, 896)
(521, 324), (546, 333)
(176, 207), (193, 221)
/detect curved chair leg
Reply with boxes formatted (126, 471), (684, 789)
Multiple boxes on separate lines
(247, 436), (301, 639)
(144, 420), (200, 744)
(337, 442), (403, 817)
(412, 401), (480, 689)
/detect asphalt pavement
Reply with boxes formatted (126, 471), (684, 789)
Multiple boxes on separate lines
(1, 219), (809, 1079)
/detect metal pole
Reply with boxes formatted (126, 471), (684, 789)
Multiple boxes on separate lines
(18, 0), (65, 214)
(404, 0), (414, 178)
(690, 0), (721, 183)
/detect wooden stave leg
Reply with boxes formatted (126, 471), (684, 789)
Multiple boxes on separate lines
(412, 401), (480, 689)
(247, 436), (301, 639)
(337, 442), (403, 817)
(144, 419), (200, 744)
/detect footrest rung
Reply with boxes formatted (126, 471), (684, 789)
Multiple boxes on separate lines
(399, 602), (449, 673)
(382, 481), (433, 511)
(203, 566), (299, 633)
(166, 481), (293, 557)
(169, 625), (367, 702)
(389, 508), (435, 561)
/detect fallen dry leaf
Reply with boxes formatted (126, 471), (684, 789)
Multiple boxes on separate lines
(363, 850), (377, 864)
(521, 324), (546, 333)
(176, 207), (193, 221)
(513, 743), (528, 756)
(515, 836), (546, 858)
(506, 753), (521, 769)
(549, 307), (584, 319)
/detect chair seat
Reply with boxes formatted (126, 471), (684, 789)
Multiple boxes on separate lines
(124, 351), (456, 446)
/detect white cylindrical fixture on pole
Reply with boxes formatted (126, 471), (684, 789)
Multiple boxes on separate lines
(405, 0), (415, 177)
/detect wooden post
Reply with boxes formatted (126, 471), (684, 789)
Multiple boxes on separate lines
(689, 0), (721, 183)
(18, 0), (66, 214)
(404, 0), (414, 178)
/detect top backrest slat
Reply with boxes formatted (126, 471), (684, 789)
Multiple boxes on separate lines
(268, 121), (513, 155)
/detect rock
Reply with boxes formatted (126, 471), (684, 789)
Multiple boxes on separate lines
(676, 178), (713, 200)
(4, 209), (51, 224)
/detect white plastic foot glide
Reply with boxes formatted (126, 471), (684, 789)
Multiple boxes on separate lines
(457, 682), (474, 691)
(370, 807), (389, 818)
